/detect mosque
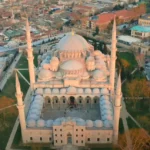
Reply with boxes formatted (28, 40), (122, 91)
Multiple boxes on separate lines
(15, 17), (122, 148)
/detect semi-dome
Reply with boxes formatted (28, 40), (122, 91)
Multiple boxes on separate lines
(57, 33), (89, 52)
(60, 60), (84, 75)
(38, 69), (54, 80)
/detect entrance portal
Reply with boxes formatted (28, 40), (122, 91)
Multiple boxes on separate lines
(67, 133), (72, 144)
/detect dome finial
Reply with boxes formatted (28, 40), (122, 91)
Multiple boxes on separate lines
(71, 29), (75, 36)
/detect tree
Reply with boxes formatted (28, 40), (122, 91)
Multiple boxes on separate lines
(120, 59), (130, 69)
(95, 26), (99, 35)
(125, 79), (150, 109)
(118, 129), (150, 150)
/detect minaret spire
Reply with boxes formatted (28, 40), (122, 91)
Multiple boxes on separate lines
(113, 73), (122, 144)
(16, 72), (22, 96)
(26, 16), (35, 90)
(110, 16), (117, 93)
(15, 72), (26, 143)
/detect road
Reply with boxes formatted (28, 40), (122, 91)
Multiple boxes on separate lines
(0, 32), (67, 91)
(0, 53), (22, 91)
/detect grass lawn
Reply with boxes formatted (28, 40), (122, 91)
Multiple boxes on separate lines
(118, 52), (138, 68)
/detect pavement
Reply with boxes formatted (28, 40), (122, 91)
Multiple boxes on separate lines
(0, 53), (22, 91)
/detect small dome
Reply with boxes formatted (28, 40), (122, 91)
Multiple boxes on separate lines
(93, 88), (100, 94)
(77, 88), (84, 94)
(34, 95), (43, 100)
(85, 88), (92, 94)
(38, 69), (54, 80)
(101, 88), (109, 95)
(93, 70), (107, 81)
(102, 114), (113, 121)
(53, 119), (61, 126)
(37, 119), (45, 127)
(81, 71), (90, 79)
(27, 119), (36, 127)
(52, 89), (59, 94)
(86, 120), (93, 127)
(31, 104), (42, 110)
(94, 120), (103, 128)
(44, 88), (51, 94)
(28, 114), (39, 120)
(100, 95), (109, 101)
(93, 50), (103, 56)
(55, 72), (63, 79)
(76, 120), (85, 126)
(103, 120), (113, 128)
(46, 120), (53, 127)
(67, 86), (77, 94)
(57, 33), (89, 52)
(29, 109), (41, 116)
(60, 88), (66, 94)
(35, 88), (43, 95)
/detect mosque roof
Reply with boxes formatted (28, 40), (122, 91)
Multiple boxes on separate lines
(57, 33), (89, 52)
(60, 60), (84, 71)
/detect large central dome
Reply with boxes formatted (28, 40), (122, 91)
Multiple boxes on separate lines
(57, 33), (90, 52)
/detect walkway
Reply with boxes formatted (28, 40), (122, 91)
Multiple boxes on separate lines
(0, 52), (22, 90)
(121, 99), (132, 150)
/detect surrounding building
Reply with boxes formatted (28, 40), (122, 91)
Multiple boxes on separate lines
(138, 13), (150, 26)
(15, 18), (122, 148)
(81, 5), (146, 31)
(131, 25), (150, 39)
(117, 35), (141, 47)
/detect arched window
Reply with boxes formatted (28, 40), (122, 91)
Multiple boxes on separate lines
(60, 96), (67, 104)
(93, 96), (99, 104)
(52, 96), (59, 104)
(45, 96), (51, 104)
(77, 96), (83, 104)
(85, 96), (91, 103)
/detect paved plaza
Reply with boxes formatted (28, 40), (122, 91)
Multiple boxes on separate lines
(42, 104), (100, 120)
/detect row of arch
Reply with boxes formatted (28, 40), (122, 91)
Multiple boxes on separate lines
(44, 96), (99, 105)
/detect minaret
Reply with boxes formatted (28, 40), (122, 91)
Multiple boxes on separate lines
(15, 72), (26, 143)
(110, 17), (117, 93)
(26, 17), (35, 90)
(11, 9), (15, 23)
(113, 74), (122, 144)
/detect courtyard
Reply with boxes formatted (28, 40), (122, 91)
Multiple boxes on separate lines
(42, 103), (100, 121)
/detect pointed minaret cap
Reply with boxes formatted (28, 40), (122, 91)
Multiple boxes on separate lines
(116, 73), (122, 95)
(15, 72), (22, 95)
(71, 29), (75, 36)
(113, 15), (116, 31)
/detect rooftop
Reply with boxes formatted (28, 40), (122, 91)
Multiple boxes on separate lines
(131, 25), (150, 32)
(140, 13), (150, 20)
